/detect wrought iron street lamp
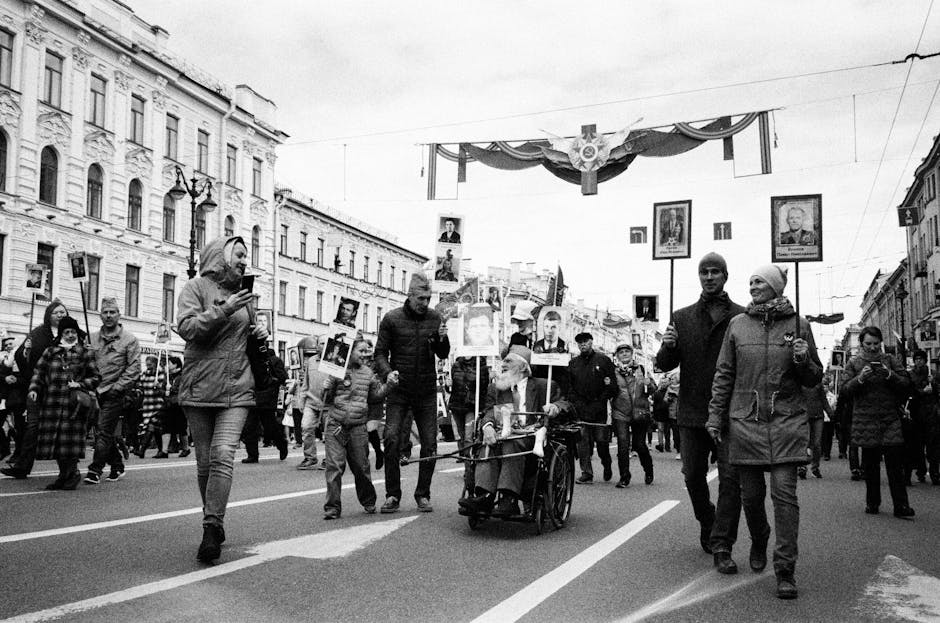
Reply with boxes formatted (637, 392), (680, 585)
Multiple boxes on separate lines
(896, 279), (909, 362)
(168, 166), (217, 279)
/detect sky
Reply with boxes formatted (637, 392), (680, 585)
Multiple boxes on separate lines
(131, 0), (940, 358)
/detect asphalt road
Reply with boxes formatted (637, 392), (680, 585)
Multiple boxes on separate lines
(2, 442), (939, 623)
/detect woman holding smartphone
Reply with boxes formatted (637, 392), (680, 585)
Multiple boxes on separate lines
(841, 326), (914, 518)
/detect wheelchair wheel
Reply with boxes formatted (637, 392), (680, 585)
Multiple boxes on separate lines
(545, 442), (574, 529)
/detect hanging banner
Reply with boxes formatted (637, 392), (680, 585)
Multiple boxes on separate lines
(771, 194), (823, 262)
(531, 306), (569, 367)
(652, 200), (692, 260)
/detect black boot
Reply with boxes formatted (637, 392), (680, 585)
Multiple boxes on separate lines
(134, 432), (152, 459)
(368, 430), (384, 470)
(197, 524), (224, 563)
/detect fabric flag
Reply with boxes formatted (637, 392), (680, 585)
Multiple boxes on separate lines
(554, 266), (565, 305)
(805, 313), (844, 325)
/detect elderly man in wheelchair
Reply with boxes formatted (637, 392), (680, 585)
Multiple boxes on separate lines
(458, 345), (571, 518)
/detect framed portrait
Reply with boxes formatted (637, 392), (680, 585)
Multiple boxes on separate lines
(457, 303), (498, 357)
(329, 296), (361, 338)
(433, 243), (461, 286)
(24, 263), (47, 293)
(68, 251), (88, 281)
(287, 346), (301, 370)
(652, 200), (692, 260)
(629, 226), (647, 244)
(255, 309), (273, 341)
(829, 349), (845, 370)
(319, 336), (351, 379)
(713, 222), (732, 241)
(485, 284), (502, 312)
(633, 295), (659, 323)
(437, 214), (463, 245)
(918, 320), (939, 349)
(155, 321), (171, 344)
(631, 331), (643, 351)
(771, 194), (823, 262)
(532, 306), (569, 367)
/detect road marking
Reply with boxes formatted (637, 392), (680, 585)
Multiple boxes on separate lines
(438, 467), (464, 473)
(1, 516), (419, 623)
(0, 479), (384, 544)
(617, 569), (765, 622)
(706, 469), (718, 482)
(0, 491), (49, 498)
(856, 555), (940, 622)
(470, 500), (680, 623)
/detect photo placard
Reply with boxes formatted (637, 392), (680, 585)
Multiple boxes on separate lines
(24, 263), (48, 293)
(633, 295), (659, 323)
(68, 251), (88, 281)
(771, 194), (823, 262)
(531, 306), (569, 366)
(653, 200), (691, 260)
(830, 349), (845, 370)
(457, 303), (498, 357)
(329, 296), (362, 338)
(319, 336), (351, 379)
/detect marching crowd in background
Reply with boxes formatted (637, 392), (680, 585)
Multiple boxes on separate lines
(2, 239), (939, 597)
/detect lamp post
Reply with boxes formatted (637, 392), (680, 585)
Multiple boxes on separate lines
(168, 166), (217, 279)
(896, 279), (909, 363)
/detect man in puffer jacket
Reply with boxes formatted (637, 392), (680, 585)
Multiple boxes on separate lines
(374, 273), (450, 513)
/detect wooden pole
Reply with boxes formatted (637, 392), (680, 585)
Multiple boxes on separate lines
(546, 365), (553, 406)
(669, 259), (675, 319)
(28, 292), (36, 332)
(794, 262), (801, 338)
(78, 282), (91, 339)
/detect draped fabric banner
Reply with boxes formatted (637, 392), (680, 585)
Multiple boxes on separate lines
(426, 110), (773, 196)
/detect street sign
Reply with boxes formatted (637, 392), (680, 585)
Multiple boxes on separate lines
(897, 205), (921, 227)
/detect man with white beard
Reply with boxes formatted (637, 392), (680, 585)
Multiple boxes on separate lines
(458, 346), (570, 517)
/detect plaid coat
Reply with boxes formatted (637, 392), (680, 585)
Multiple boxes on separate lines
(29, 343), (101, 461)
(138, 370), (167, 433)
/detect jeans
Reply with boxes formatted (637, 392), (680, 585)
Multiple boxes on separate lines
(739, 464), (798, 576)
(861, 445), (909, 511)
(451, 407), (475, 457)
(301, 406), (322, 461)
(821, 420), (835, 459)
(808, 418), (823, 469)
(578, 424), (611, 478)
(241, 406), (286, 460)
(383, 395), (437, 502)
(185, 406), (249, 527)
(849, 444), (861, 473)
(612, 419), (652, 481)
(680, 426), (741, 553)
(324, 422), (376, 513)
(902, 418), (927, 480)
(10, 402), (39, 474)
(87, 392), (126, 476)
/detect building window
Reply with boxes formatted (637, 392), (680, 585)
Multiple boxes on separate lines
(39, 146), (57, 205)
(251, 226), (261, 268)
(401, 270), (407, 292)
(390, 266), (395, 289)
(299, 232), (308, 261)
(43, 51), (62, 108)
(317, 238), (324, 266)
(226, 144), (237, 186)
(0, 130), (6, 192)
(162, 274), (176, 322)
(195, 207), (206, 250)
(348, 251), (355, 277)
(377, 261), (383, 287)
(89, 74), (106, 127)
(163, 194), (175, 242)
(86, 164), (103, 218)
(224, 215), (235, 237)
(316, 290), (323, 322)
(278, 281), (287, 314)
(197, 130), (209, 173)
(0, 30), (12, 88)
(280, 224), (288, 255)
(298, 285), (306, 317)
(37, 243), (54, 301)
(85, 255), (100, 312)
(125, 265), (140, 317)
(252, 157), (262, 195)
(165, 114), (179, 160)
(129, 94), (145, 144)
(377, 306), (383, 327)
(277, 340), (286, 362)
(363, 303), (369, 333)
(0, 234), (4, 295)
(363, 256), (370, 282)
(127, 179), (143, 231)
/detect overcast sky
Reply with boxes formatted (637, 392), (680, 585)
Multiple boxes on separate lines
(133, 0), (940, 355)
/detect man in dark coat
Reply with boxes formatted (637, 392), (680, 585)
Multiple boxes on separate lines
(655, 252), (746, 572)
(241, 353), (289, 463)
(531, 309), (569, 397)
(568, 332), (618, 483)
(374, 273), (450, 513)
(906, 350), (935, 484)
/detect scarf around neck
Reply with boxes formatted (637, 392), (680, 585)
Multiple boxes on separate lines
(745, 297), (795, 326)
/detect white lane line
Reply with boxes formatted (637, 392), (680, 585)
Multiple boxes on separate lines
(0, 491), (48, 498)
(470, 500), (681, 623)
(438, 467), (464, 473)
(707, 469), (718, 482)
(0, 479), (384, 544)
(3, 452), (307, 478)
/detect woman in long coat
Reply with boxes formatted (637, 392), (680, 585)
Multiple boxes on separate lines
(841, 325), (913, 518)
(27, 316), (100, 490)
(707, 264), (822, 600)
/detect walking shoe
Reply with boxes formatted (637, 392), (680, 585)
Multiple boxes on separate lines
(178, 448), (191, 458)
(61, 470), (82, 490)
(241, 457), (258, 464)
(812, 467), (822, 478)
(416, 497), (433, 513)
(851, 469), (862, 481)
(153, 452), (169, 459)
(316, 459), (327, 470)
(917, 473), (927, 484)
(277, 440), (288, 461)
(576, 474), (593, 484)
(323, 509), (340, 520)
(0, 466), (28, 479)
(196, 525), (224, 563)
(380, 496), (400, 514)
(45, 476), (66, 490)
(602, 464), (613, 482)
(297, 458), (317, 470)
(654, 444), (664, 453)
(776, 574), (798, 599)
(865, 505), (879, 514)
(823, 455), (831, 461)
(894, 506), (915, 519)
(797, 467), (807, 480)
(363, 505), (376, 514)
(83, 472), (100, 485)
(105, 469), (125, 482)
(675, 453), (681, 460)
(492, 495), (519, 518)
(714, 551), (738, 575)
(644, 471), (654, 485)
(750, 540), (768, 572)
(615, 476), (631, 489)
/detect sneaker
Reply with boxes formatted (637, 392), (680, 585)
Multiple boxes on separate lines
(380, 496), (400, 514)
(615, 476), (631, 489)
(316, 459), (327, 470)
(798, 467), (807, 480)
(241, 457), (258, 464)
(83, 472), (101, 485)
(776, 574), (798, 599)
(178, 448), (191, 458)
(105, 470), (125, 482)
(363, 505), (376, 514)
(812, 468), (822, 479)
(416, 497), (433, 513)
(602, 464), (613, 482)
(323, 509), (340, 520)
(576, 474), (593, 484)
(675, 454), (681, 461)
(297, 459), (317, 470)
(0, 466), (28, 479)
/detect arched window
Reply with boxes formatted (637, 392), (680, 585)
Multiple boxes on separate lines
(163, 194), (175, 243)
(195, 206), (206, 250)
(0, 131), (7, 192)
(224, 215), (235, 237)
(86, 164), (103, 218)
(39, 146), (57, 204)
(127, 179), (142, 231)
(251, 225), (261, 268)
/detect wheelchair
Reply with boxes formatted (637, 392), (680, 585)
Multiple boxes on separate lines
(457, 414), (580, 534)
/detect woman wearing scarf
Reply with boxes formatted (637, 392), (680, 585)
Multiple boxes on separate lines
(707, 264), (822, 600)
(176, 235), (267, 563)
(840, 326), (914, 518)
(26, 316), (100, 490)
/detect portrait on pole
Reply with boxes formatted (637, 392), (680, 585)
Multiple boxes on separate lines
(329, 296), (361, 338)
(771, 194), (823, 262)
(68, 252), (88, 281)
(457, 303), (498, 357)
(633, 295), (659, 323)
(531, 306), (570, 366)
(25, 263), (48, 292)
(437, 214), (463, 245)
(653, 200), (691, 259)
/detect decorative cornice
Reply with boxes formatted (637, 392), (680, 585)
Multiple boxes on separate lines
(83, 128), (114, 161)
(114, 70), (130, 92)
(71, 46), (90, 69)
(125, 146), (153, 179)
(151, 90), (167, 110)
(0, 89), (22, 126)
(25, 20), (45, 45)
(265, 150), (277, 166)
(37, 110), (71, 148)
(76, 30), (90, 46)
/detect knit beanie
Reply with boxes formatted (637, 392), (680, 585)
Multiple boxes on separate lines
(56, 316), (80, 340)
(699, 252), (728, 276)
(408, 272), (432, 296)
(751, 264), (788, 296)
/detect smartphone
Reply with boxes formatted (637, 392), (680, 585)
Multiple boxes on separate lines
(240, 274), (255, 293)
(870, 361), (883, 368)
